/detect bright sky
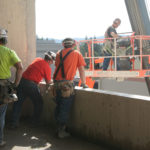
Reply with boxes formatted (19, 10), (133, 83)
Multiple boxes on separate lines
(36, 0), (133, 39)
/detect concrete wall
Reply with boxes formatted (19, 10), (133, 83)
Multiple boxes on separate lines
(0, 0), (36, 69)
(36, 84), (150, 150)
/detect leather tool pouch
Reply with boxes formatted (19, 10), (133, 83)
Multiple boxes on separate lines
(0, 80), (18, 104)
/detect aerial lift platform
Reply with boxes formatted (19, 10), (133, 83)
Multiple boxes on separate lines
(77, 34), (150, 78)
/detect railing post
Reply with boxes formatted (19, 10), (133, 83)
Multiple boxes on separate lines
(87, 42), (92, 70)
(131, 36), (135, 70)
(114, 38), (117, 71)
(92, 39), (94, 70)
(140, 37), (143, 70)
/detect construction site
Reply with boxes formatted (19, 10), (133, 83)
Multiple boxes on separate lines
(1, 0), (150, 150)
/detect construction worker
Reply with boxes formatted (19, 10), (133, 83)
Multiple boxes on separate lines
(102, 18), (121, 70)
(53, 38), (87, 138)
(0, 28), (23, 147)
(10, 51), (55, 128)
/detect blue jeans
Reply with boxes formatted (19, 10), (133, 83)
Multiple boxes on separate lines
(0, 104), (7, 143)
(55, 89), (74, 127)
(102, 52), (120, 70)
(11, 78), (43, 125)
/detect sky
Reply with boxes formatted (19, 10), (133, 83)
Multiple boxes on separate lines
(35, 0), (146, 39)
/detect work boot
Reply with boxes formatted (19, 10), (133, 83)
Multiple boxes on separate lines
(0, 141), (6, 147)
(57, 126), (71, 139)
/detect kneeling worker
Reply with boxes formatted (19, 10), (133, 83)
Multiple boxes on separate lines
(10, 51), (55, 128)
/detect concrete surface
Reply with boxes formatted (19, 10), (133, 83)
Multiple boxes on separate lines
(32, 84), (150, 150)
(6, 84), (150, 150)
(0, 0), (36, 69)
(6, 83), (150, 150)
(3, 122), (108, 150)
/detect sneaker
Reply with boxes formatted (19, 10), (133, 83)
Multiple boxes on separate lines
(0, 141), (6, 147)
(58, 129), (71, 139)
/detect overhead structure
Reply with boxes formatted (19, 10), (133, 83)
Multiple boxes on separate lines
(124, 0), (150, 94)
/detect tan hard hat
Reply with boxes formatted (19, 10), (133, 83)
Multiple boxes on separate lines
(62, 38), (75, 46)
(0, 28), (8, 38)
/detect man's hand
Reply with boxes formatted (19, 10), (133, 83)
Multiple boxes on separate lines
(12, 83), (18, 91)
(45, 83), (53, 94)
(81, 83), (88, 88)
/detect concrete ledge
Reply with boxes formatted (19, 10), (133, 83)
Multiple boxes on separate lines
(8, 84), (150, 150)
(70, 87), (150, 150)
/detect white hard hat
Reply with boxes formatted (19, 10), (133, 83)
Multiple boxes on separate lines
(0, 28), (8, 38)
(45, 51), (56, 60)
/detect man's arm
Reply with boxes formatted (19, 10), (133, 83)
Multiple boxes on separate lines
(111, 32), (120, 38)
(78, 66), (88, 88)
(111, 32), (129, 39)
(78, 66), (86, 84)
(14, 62), (23, 86)
(44, 65), (53, 85)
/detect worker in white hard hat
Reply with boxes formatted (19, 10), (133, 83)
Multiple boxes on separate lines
(10, 51), (55, 129)
(0, 28), (23, 147)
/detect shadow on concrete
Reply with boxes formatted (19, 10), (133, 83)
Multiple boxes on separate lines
(4, 122), (52, 150)
(3, 121), (108, 150)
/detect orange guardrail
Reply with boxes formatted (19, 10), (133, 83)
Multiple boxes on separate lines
(76, 34), (150, 78)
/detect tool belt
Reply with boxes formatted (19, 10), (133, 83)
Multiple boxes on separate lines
(51, 80), (74, 98)
(52, 49), (75, 98)
(0, 79), (18, 105)
(103, 40), (114, 55)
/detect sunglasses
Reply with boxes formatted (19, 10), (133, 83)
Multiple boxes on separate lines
(114, 21), (120, 25)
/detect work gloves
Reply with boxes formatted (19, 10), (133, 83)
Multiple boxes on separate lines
(81, 83), (88, 88)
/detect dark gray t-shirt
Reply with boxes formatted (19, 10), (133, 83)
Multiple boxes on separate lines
(106, 26), (117, 38)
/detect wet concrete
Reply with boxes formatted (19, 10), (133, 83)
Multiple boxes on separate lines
(3, 122), (109, 150)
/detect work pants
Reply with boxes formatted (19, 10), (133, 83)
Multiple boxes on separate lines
(102, 52), (120, 70)
(55, 89), (74, 128)
(11, 78), (43, 126)
(0, 104), (7, 143)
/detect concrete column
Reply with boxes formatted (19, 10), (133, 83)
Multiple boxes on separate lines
(124, 0), (150, 95)
(124, 0), (150, 35)
(0, 0), (36, 69)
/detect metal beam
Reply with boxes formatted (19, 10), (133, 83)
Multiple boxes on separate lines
(125, 0), (150, 94)
(125, 0), (150, 35)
